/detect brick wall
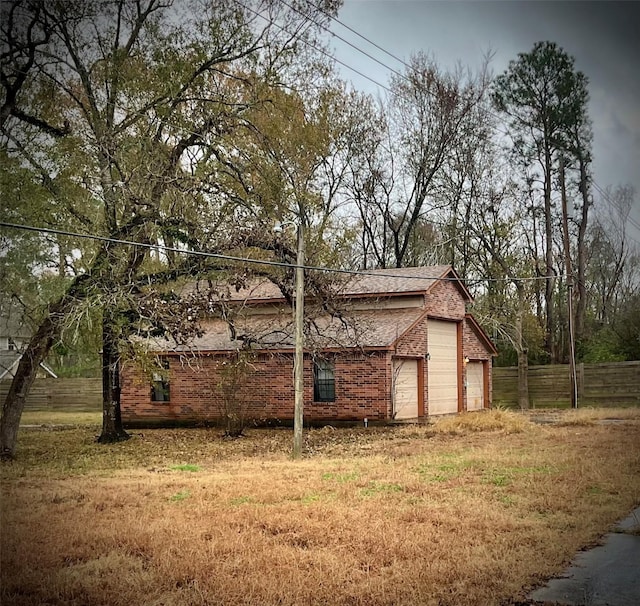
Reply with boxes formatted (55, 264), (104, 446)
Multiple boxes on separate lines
(424, 280), (466, 319)
(463, 321), (493, 361)
(396, 314), (428, 357)
(120, 282), (496, 425)
(121, 350), (392, 427)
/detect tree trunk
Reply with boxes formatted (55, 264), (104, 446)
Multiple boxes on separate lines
(560, 156), (577, 408)
(97, 310), (129, 443)
(517, 347), (530, 410)
(0, 266), (104, 458)
(575, 157), (590, 343)
(515, 283), (530, 410)
(0, 316), (57, 459)
(543, 147), (556, 361)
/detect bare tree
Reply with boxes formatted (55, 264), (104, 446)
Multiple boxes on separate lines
(348, 54), (490, 269)
(586, 186), (638, 325)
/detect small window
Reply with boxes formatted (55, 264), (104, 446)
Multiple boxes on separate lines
(151, 359), (170, 402)
(7, 338), (16, 351)
(314, 359), (335, 402)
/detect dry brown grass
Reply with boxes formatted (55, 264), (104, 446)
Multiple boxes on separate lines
(2, 409), (640, 606)
(554, 406), (640, 425)
(20, 410), (102, 427)
(427, 407), (532, 434)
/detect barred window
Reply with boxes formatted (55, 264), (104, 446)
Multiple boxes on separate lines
(313, 359), (335, 402)
(151, 359), (170, 402)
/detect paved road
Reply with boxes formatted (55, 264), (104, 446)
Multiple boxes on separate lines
(528, 506), (640, 606)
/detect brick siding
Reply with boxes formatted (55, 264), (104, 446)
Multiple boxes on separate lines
(424, 279), (466, 319)
(121, 350), (392, 426)
(120, 277), (495, 425)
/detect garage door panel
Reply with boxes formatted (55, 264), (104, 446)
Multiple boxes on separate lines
(467, 362), (484, 411)
(393, 359), (418, 419)
(428, 320), (458, 415)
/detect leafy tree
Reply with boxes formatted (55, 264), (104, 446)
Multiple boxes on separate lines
(492, 41), (592, 362)
(0, 0), (342, 458)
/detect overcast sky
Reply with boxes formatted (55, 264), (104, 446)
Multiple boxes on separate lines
(327, 0), (640, 237)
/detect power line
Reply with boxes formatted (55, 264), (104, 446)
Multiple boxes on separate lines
(232, 0), (394, 96)
(314, 1), (412, 73)
(592, 180), (640, 233)
(235, 0), (508, 142)
(279, 0), (408, 85)
(284, 0), (512, 139)
(0, 221), (555, 284)
(233, 0), (512, 143)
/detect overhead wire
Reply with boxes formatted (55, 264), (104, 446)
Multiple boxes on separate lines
(231, 0), (395, 96)
(591, 180), (640, 233)
(233, 0), (513, 140)
(0, 221), (555, 284)
(312, 0), (412, 72)
(278, 0), (409, 85)
(303, 0), (639, 219)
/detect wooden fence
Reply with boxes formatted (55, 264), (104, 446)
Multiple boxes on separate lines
(1, 361), (638, 411)
(493, 361), (640, 408)
(0, 378), (102, 411)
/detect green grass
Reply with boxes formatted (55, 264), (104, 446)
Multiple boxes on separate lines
(169, 490), (191, 502)
(322, 471), (359, 483)
(229, 496), (254, 506)
(170, 464), (201, 472)
(360, 481), (404, 496)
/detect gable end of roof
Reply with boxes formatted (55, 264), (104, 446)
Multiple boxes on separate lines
(465, 314), (498, 355)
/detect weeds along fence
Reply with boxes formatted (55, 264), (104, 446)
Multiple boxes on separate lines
(0, 378), (102, 411)
(493, 361), (640, 408)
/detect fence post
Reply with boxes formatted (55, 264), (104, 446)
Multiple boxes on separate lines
(576, 362), (585, 405)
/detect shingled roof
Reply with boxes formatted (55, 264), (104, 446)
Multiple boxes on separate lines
(185, 265), (471, 304)
(151, 266), (476, 355)
(148, 307), (426, 353)
(340, 265), (470, 299)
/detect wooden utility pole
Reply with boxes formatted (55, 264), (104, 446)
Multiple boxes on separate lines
(293, 221), (305, 458)
(559, 156), (578, 408)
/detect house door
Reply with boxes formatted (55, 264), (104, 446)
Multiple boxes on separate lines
(427, 320), (459, 415)
(393, 359), (419, 419)
(466, 362), (484, 411)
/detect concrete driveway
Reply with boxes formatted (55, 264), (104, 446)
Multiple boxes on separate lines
(527, 506), (640, 605)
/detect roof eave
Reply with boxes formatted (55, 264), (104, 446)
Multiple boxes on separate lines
(150, 344), (392, 356)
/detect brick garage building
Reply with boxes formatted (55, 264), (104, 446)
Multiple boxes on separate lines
(120, 266), (497, 427)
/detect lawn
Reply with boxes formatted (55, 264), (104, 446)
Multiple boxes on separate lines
(2, 408), (639, 606)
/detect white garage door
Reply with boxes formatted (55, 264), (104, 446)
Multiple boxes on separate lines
(393, 359), (419, 419)
(428, 320), (459, 415)
(467, 362), (484, 411)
